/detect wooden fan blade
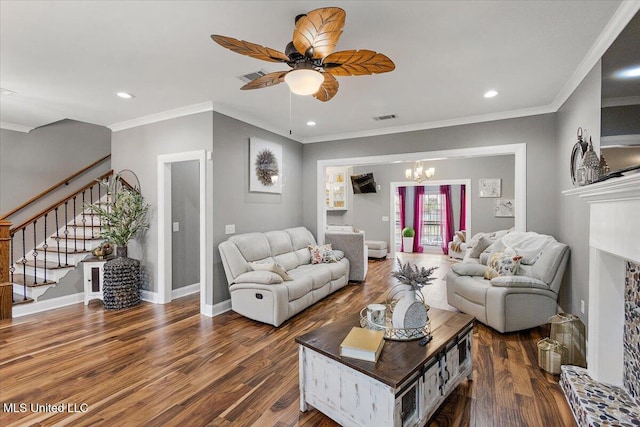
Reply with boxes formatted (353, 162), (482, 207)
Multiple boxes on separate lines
(313, 73), (339, 102)
(293, 7), (345, 59)
(211, 35), (289, 63)
(323, 50), (395, 76)
(240, 71), (288, 90)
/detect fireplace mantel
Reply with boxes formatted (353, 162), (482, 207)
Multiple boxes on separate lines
(562, 173), (640, 204)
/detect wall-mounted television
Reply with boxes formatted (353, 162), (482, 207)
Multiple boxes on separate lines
(351, 173), (377, 194)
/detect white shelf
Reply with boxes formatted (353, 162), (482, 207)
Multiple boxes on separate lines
(562, 173), (640, 203)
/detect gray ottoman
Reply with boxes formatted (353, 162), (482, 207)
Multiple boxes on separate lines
(365, 240), (387, 259)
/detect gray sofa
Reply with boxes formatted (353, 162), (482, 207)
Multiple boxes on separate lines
(218, 227), (350, 326)
(446, 231), (570, 333)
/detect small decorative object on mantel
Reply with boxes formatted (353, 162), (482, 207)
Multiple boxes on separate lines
(570, 127), (589, 186)
(581, 137), (601, 185)
(599, 153), (610, 176)
(87, 170), (150, 310)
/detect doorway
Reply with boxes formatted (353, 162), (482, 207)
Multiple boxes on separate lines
(157, 150), (207, 314)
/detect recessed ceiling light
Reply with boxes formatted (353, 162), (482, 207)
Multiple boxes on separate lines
(306, 121), (316, 126)
(484, 90), (499, 98)
(116, 92), (135, 99)
(1, 88), (16, 96)
(616, 66), (640, 79)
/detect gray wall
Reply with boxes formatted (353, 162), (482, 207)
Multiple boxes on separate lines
(303, 114), (558, 238)
(327, 156), (515, 244)
(111, 112), (214, 302)
(555, 62), (602, 327)
(211, 112), (303, 303)
(171, 160), (200, 290)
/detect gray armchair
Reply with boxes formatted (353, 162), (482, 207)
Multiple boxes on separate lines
(325, 231), (368, 281)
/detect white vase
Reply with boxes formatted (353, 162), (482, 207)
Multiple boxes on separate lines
(402, 237), (414, 253)
(392, 296), (428, 329)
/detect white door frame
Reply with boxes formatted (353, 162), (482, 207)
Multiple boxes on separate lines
(388, 179), (472, 259)
(316, 143), (526, 243)
(157, 150), (207, 314)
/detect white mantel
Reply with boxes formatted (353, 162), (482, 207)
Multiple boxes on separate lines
(563, 173), (640, 386)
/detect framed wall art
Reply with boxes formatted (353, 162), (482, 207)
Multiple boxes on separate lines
(494, 198), (514, 217)
(249, 138), (282, 194)
(479, 178), (501, 198)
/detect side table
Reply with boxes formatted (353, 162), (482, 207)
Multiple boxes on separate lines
(81, 256), (112, 305)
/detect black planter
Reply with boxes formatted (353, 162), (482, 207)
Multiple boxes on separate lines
(102, 246), (140, 310)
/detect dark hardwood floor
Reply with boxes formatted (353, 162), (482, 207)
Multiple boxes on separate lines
(0, 254), (575, 426)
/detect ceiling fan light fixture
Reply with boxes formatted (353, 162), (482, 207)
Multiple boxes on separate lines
(284, 69), (324, 95)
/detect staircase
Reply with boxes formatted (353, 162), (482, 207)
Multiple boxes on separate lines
(0, 156), (113, 318)
(10, 212), (105, 302)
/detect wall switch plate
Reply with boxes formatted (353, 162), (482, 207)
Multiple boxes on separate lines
(172, 222), (179, 232)
(581, 300), (585, 314)
(225, 224), (235, 235)
(382, 216), (389, 222)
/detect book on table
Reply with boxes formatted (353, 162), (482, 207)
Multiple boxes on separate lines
(339, 327), (385, 362)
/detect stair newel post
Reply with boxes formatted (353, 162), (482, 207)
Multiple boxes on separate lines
(0, 220), (12, 319)
(32, 220), (38, 285)
(72, 196), (77, 253)
(64, 201), (69, 266)
(21, 228), (27, 300)
(43, 214), (48, 283)
(54, 207), (61, 268)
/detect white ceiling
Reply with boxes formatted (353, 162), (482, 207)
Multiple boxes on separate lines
(0, 1), (636, 143)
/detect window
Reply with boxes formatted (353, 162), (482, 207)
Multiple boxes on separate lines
(421, 193), (443, 247)
(394, 191), (401, 251)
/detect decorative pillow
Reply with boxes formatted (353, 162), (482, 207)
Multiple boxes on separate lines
(470, 235), (493, 258)
(234, 271), (283, 285)
(451, 263), (488, 277)
(308, 244), (337, 264)
(249, 262), (292, 281)
(332, 249), (345, 261)
(484, 252), (523, 280)
(490, 275), (549, 290)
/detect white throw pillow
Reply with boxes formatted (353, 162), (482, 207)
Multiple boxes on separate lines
(249, 262), (293, 281)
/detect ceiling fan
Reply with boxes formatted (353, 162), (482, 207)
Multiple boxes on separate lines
(211, 7), (395, 102)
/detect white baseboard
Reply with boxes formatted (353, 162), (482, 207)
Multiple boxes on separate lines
(172, 283), (200, 300)
(12, 293), (84, 317)
(140, 290), (158, 303)
(203, 299), (231, 317)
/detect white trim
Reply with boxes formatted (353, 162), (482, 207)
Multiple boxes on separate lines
(12, 293), (84, 317)
(140, 289), (158, 303)
(601, 134), (640, 147)
(388, 179), (472, 259)
(551, 1), (640, 112)
(316, 143), (527, 245)
(602, 96), (640, 108)
(109, 102), (214, 132)
(302, 106), (551, 144)
(0, 121), (34, 133)
(157, 150), (208, 315)
(203, 299), (232, 318)
(172, 283), (200, 299)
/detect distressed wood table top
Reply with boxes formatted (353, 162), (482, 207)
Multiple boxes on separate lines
(295, 308), (474, 388)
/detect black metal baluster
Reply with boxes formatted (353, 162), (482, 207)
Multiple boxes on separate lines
(10, 233), (15, 303)
(55, 207), (61, 267)
(73, 196), (77, 253)
(32, 221), (38, 285)
(82, 190), (87, 252)
(89, 185), (94, 238)
(21, 229), (27, 300)
(43, 214), (48, 283)
(64, 201), (69, 266)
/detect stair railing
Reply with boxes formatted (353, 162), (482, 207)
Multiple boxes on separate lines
(1, 165), (114, 303)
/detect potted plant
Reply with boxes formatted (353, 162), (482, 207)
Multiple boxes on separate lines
(402, 227), (415, 253)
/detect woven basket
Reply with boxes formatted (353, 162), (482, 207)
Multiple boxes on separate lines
(103, 255), (141, 310)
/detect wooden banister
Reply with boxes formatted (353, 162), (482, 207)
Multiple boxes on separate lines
(10, 171), (113, 234)
(0, 154), (111, 221)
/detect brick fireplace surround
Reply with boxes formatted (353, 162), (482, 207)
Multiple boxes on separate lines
(562, 174), (640, 426)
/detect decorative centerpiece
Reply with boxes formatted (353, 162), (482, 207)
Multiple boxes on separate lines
(360, 260), (437, 341)
(92, 242), (113, 259)
(87, 170), (149, 310)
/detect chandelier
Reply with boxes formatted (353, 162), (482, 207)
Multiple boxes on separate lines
(405, 161), (435, 183)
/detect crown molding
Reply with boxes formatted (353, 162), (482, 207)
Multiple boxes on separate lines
(301, 105), (553, 144)
(0, 121), (34, 133)
(108, 102), (214, 132)
(551, 1), (640, 112)
(602, 96), (640, 108)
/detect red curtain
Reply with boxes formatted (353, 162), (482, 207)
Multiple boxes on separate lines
(398, 187), (406, 251)
(413, 186), (424, 253)
(440, 185), (454, 254)
(459, 185), (466, 231)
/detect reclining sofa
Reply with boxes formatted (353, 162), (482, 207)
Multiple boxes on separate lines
(218, 227), (350, 326)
